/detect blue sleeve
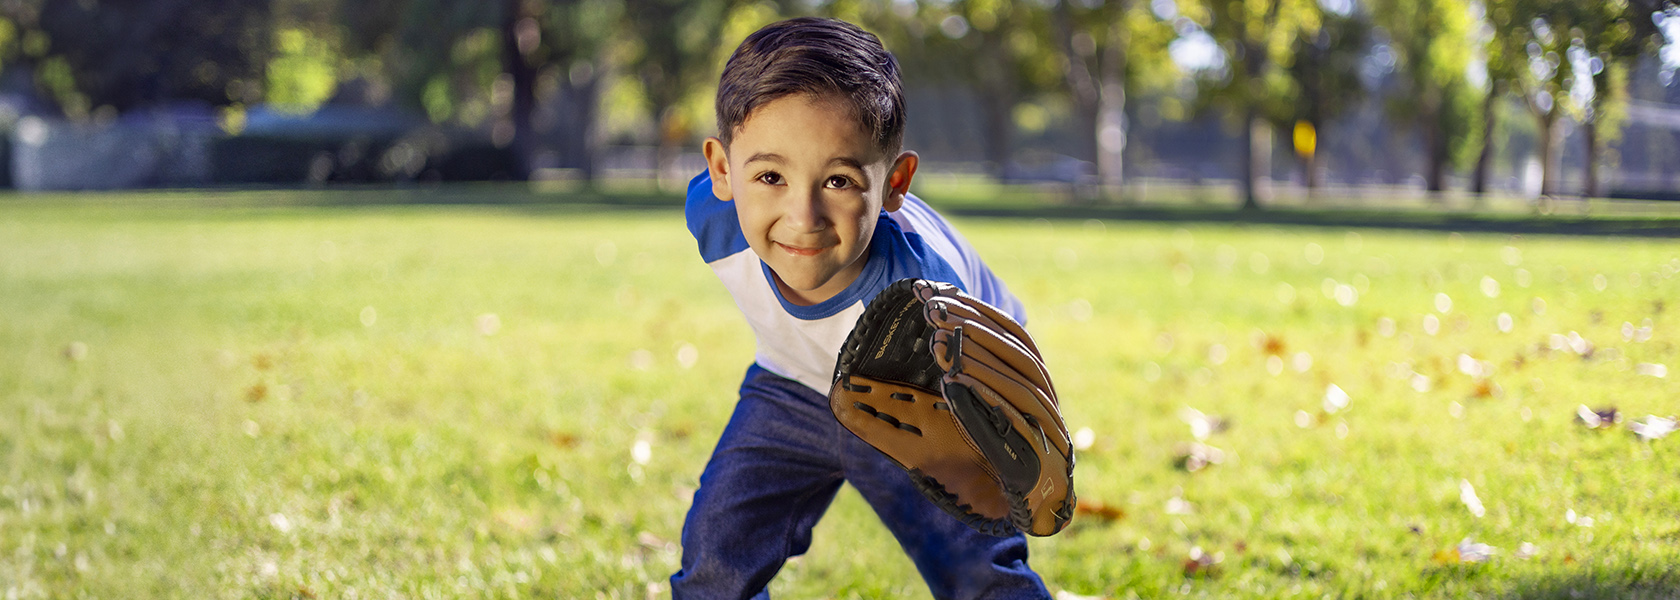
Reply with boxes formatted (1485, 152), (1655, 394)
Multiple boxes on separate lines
(685, 170), (751, 263)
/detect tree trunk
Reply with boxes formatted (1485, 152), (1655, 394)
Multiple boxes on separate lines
(1583, 119), (1600, 199)
(1096, 21), (1127, 199)
(656, 104), (684, 189)
(500, 0), (536, 180)
(1052, 0), (1101, 198)
(1537, 107), (1559, 196)
(1242, 108), (1272, 210)
(1423, 108), (1447, 195)
(1302, 124), (1322, 194)
(1239, 32), (1270, 210)
(1471, 81), (1499, 197)
(558, 63), (602, 181)
(976, 37), (1014, 179)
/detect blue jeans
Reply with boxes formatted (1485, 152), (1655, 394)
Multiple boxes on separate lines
(670, 364), (1050, 600)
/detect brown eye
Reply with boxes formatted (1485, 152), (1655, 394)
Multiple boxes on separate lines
(758, 172), (783, 185)
(826, 176), (854, 189)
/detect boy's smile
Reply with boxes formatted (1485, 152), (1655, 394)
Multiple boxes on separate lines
(704, 93), (917, 306)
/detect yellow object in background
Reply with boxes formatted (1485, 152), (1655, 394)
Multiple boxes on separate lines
(1293, 120), (1317, 159)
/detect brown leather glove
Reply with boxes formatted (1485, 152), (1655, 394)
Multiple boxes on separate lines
(830, 278), (1074, 537)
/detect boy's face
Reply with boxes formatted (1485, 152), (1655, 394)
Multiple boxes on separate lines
(704, 93), (917, 306)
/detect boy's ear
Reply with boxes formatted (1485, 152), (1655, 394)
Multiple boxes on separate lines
(883, 151), (918, 212)
(702, 137), (732, 201)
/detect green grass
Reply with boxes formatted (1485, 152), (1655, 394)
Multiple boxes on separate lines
(3, 193), (1678, 599)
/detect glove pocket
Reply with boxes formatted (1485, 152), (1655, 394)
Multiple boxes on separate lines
(940, 374), (1042, 497)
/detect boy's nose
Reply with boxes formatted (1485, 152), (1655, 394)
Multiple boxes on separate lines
(782, 186), (827, 231)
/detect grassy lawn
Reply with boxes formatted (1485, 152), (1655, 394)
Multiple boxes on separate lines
(2, 192), (1678, 599)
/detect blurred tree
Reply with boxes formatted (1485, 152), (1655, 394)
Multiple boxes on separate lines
(20, 0), (272, 118)
(1183, 0), (1322, 209)
(1286, 2), (1369, 194)
(0, 1), (54, 113)
(855, 0), (1062, 179)
(514, 0), (626, 180)
(1048, 0), (1178, 198)
(1484, 0), (1572, 196)
(621, 0), (737, 185)
(328, 0), (627, 180)
(1369, 0), (1479, 194)
(1485, 0), (1672, 196)
(1470, 2), (1513, 195)
(269, 0), (346, 112)
(334, 0), (500, 119)
(1572, 0), (1673, 197)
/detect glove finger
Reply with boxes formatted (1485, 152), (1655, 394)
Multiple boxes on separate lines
(927, 320), (1053, 398)
(914, 285), (1041, 357)
(931, 328), (1065, 442)
(942, 358), (1071, 460)
(946, 372), (1076, 537)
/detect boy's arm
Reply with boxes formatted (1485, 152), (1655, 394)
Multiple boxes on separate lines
(891, 194), (1029, 324)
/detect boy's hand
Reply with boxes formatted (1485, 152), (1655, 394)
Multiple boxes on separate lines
(830, 278), (1075, 537)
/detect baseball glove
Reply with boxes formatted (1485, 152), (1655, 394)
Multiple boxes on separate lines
(830, 278), (1074, 537)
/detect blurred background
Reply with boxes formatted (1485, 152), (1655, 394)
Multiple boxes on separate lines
(1, 0), (1678, 207)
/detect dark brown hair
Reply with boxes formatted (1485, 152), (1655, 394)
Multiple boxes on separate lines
(715, 17), (905, 155)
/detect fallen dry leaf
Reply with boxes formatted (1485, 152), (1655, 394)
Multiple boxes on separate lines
(1179, 407), (1231, 440)
(1630, 416), (1677, 442)
(1075, 498), (1125, 522)
(638, 530), (676, 552)
(1576, 405), (1621, 430)
(1459, 479), (1485, 518)
(1182, 546), (1223, 578)
(1164, 497), (1193, 515)
(1173, 442), (1226, 472)
(1456, 537), (1496, 563)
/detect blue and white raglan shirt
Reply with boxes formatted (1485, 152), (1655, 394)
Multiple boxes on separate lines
(685, 170), (1026, 395)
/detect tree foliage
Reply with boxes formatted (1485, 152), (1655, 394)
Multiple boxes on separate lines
(1286, 4), (1370, 191)
(3, 0), (272, 117)
(1182, 0), (1322, 207)
(1484, 0), (1672, 195)
(1369, 0), (1480, 192)
(3, 0), (1679, 193)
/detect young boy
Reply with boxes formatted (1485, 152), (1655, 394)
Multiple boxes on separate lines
(675, 17), (1051, 599)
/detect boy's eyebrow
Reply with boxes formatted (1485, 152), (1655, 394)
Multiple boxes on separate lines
(742, 153), (867, 172)
(828, 157), (865, 171)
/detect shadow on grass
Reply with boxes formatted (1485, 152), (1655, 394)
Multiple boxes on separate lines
(1494, 566), (1680, 600)
(944, 204), (1680, 239)
(7, 183), (1680, 238)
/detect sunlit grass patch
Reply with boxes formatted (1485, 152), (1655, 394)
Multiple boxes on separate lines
(2, 198), (1677, 598)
